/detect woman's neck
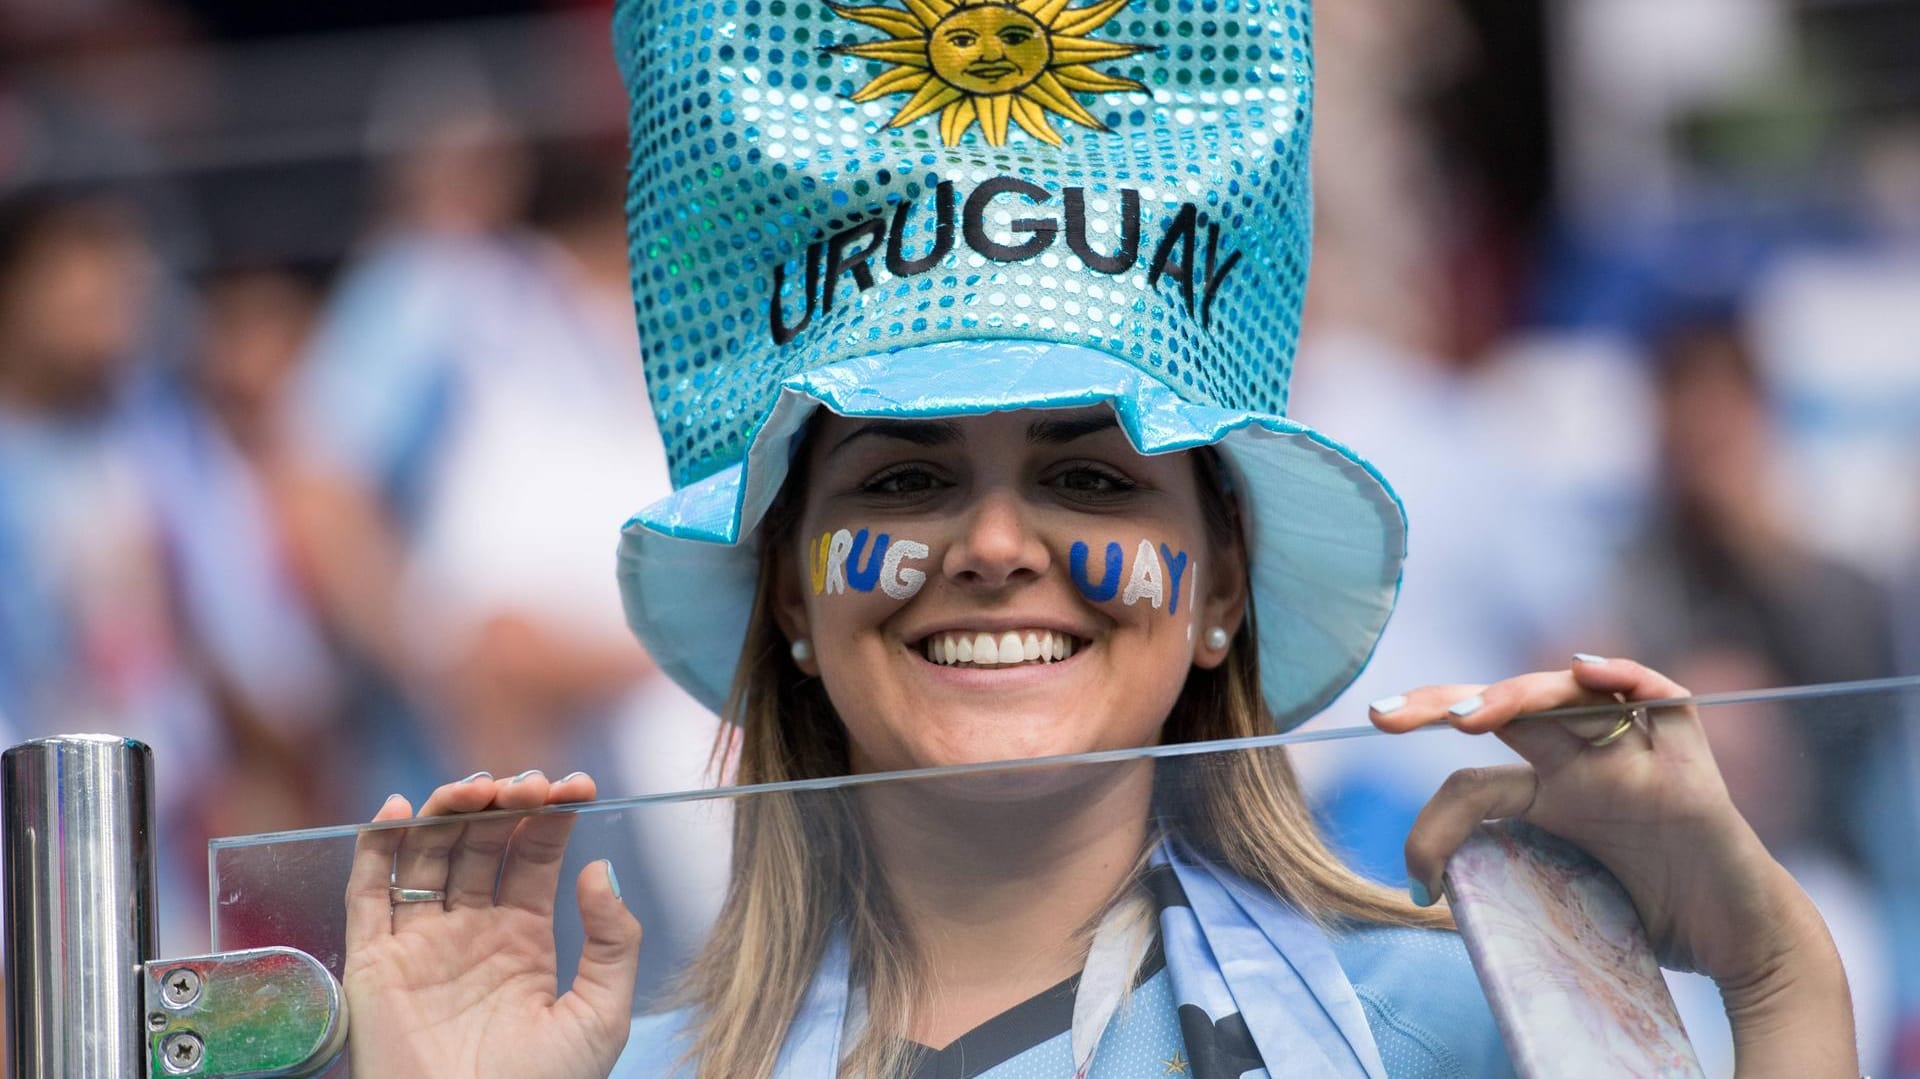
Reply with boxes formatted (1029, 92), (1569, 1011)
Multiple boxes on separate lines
(857, 762), (1155, 1048)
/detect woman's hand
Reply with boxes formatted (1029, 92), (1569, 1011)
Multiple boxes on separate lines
(1373, 656), (1856, 1077)
(343, 770), (642, 1079)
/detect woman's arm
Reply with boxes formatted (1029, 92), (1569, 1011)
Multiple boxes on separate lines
(1376, 657), (1857, 1079)
(1714, 860), (1855, 1078)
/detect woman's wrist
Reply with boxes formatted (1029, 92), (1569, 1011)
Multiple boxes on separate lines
(1716, 862), (1857, 1078)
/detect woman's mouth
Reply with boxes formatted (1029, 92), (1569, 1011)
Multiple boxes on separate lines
(919, 629), (1084, 668)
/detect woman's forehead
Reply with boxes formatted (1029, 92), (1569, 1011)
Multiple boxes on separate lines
(813, 405), (1125, 454)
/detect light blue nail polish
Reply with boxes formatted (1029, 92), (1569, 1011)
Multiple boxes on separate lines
(560, 771), (587, 784)
(511, 768), (541, 784)
(460, 770), (492, 784)
(1408, 878), (1433, 908)
(1369, 694), (1407, 715)
(1448, 695), (1484, 718)
(603, 860), (622, 900)
(1573, 652), (1608, 665)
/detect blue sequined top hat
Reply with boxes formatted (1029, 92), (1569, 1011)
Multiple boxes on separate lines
(613, 0), (1407, 728)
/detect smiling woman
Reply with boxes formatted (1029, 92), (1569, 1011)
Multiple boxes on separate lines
(336, 0), (1861, 1075)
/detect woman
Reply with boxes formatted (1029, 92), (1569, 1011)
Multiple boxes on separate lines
(342, 406), (1856, 1078)
(339, 0), (1858, 1073)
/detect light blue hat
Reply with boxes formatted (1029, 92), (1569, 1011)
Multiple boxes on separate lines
(612, 0), (1406, 729)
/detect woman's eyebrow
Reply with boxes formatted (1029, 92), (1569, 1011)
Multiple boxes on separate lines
(1027, 413), (1118, 444)
(828, 419), (963, 455)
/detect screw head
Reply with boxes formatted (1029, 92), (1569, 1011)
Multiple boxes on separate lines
(160, 968), (202, 1008)
(146, 1011), (168, 1031)
(160, 1031), (204, 1074)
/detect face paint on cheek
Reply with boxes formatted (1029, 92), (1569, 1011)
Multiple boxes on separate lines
(1160, 544), (1190, 616)
(809, 532), (832, 595)
(881, 539), (930, 599)
(1070, 541), (1124, 602)
(845, 529), (887, 592)
(815, 527), (932, 600)
(1121, 538), (1164, 609)
(1071, 539), (1193, 615)
(822, 529), (855, 594)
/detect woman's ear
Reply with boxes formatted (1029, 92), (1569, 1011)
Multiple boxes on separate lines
(770, 533), (819, 676)
(1191, 524), (1250, 672)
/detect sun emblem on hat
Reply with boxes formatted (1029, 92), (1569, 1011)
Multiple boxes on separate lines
(828, 0), (1150, 146)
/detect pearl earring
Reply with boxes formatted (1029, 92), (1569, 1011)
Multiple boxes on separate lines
(1204, 626), (1230, 651)
(789, 638), (813, 665)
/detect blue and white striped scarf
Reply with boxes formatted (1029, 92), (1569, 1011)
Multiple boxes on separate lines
(768, 841), (1388, 1079)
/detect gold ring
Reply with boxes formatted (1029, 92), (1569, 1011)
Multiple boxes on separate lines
(1585, 711), (1638, 749)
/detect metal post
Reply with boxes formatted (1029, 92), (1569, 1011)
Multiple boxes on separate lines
(3, 735), (157, 1078)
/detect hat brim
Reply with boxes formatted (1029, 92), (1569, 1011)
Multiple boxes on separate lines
(617, 340), (1406, 730)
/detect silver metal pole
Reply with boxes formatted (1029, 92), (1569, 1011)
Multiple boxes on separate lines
(3, 735), (157, 1078)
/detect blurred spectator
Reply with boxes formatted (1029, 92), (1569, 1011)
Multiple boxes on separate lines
(0, 188), (336, 948)
(196, 267), (319, 458)
(1742, 122), (1920, 582)
(281, 64), (719, 794)
(1290, 0), (1650, 884)
(1594, 305), (1916, 1073)
(279, 82), (728, 955)
(1606, 307), (1895, 849)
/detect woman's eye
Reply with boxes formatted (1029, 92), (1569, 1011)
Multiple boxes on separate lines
(861, 467), (944, 496)
(1051, 466), (1137, 498)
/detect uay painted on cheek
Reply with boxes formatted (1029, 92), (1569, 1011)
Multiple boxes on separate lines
(1071, 539), (1192, 616)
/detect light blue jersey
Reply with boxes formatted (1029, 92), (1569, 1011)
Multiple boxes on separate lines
(617, 923), (1511, 1078)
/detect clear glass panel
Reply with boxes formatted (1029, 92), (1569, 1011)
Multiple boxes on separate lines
(210, 676), (1920, 1077)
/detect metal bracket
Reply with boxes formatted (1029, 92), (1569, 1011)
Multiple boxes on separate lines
(142, 947), (348, 1079)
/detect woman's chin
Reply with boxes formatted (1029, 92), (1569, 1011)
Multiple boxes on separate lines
(877, 707), (1149, 772)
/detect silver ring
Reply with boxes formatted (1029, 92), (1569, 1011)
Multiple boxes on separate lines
(389, 886), (447, 904)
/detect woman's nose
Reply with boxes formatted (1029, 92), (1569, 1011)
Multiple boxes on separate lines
(941, 489), (1049, 590)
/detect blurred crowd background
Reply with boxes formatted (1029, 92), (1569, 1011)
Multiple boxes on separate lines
(1, 0), (1917, 1073)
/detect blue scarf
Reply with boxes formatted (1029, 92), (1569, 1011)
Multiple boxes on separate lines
(766, 841), (1388, 1078)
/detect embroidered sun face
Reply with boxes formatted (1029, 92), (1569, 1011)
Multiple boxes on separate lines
(828, 0), (1150, 146)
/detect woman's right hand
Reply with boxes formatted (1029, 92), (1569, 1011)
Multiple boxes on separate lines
(343, 770), (643, 1079)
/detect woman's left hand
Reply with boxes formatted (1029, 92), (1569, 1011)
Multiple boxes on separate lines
(1372, 656), (1854, 1071)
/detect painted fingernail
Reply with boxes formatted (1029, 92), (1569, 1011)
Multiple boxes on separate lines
(510, 769), (542, 784)
(1408, 877), (1434, 908)
(460, 770), (492, 784)
(560, 771), (588, 784)
(1369, 694), (1407, 715)
(1573, 653), (1608, 666)
(1448, 695), (1485, 718)
(381, 793), (405, 811)
(602, 860), (622, 900)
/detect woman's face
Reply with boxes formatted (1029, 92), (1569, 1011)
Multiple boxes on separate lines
(776, 407), (1245, 773)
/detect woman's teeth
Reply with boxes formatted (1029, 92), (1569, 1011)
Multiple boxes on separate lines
(923, 630), (1079, 667)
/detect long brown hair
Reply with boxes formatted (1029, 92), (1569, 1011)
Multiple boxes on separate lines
(676, 444), (1447, 1079)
